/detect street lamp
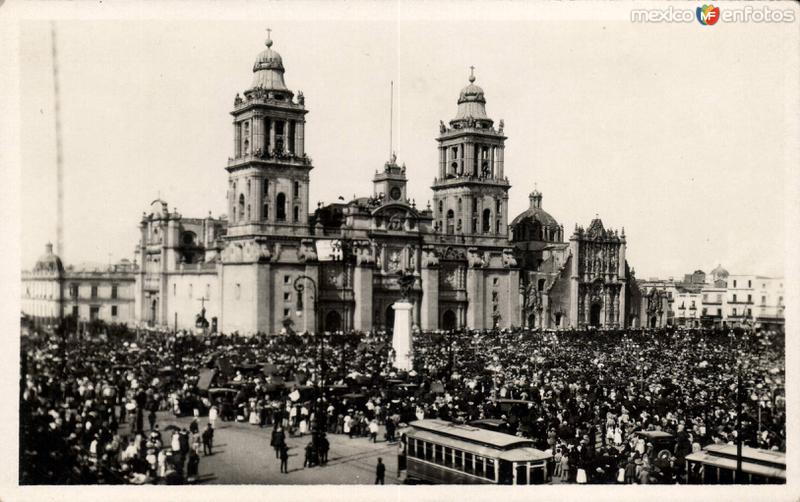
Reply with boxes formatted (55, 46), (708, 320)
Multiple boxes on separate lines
(293, 275), (318, 334)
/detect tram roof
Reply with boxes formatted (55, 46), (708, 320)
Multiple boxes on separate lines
(685, 444), (786, 480)
(409, 419), (538, 451)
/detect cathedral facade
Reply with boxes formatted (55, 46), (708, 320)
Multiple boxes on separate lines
(132, 36), (640, 334)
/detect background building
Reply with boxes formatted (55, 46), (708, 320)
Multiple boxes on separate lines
(21, 243), (137, 325)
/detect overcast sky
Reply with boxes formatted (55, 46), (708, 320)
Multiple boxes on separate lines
(18, 4), (799, 279)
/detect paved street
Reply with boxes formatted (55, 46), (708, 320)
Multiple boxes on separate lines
(123, 412), (402, 484)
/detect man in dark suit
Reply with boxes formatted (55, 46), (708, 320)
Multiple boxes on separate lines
(202, 423), (214, 456)
(280, 445), (289, 474)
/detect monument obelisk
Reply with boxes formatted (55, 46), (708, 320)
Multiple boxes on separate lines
(392, 273), (416, 371)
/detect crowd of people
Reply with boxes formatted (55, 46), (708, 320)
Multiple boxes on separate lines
(20, 317), (785, 485)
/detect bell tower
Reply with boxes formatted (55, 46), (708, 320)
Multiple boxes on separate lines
(226, 32), (313, 237)
(431, 68), (510, 242)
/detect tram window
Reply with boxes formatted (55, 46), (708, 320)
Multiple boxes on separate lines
(434, 444), (443, 464)
(416, 441), (425, 459)
(444, 447), (453, 467)
(751, 474), (765, 484)
(485, 458), (495, 480)
(407, 439), (415, 457)
(425, 442), (433, 461)
(703, 465), (716, 483)
(454, 450), (463, 469)
(515, 463), (528, 485)
(530, 464), (545, 484)
(719, 468), (733, 484)
(464, 453), (474, 473)
(475, 455), (485, 477)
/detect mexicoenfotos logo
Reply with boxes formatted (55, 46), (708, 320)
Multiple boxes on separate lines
(631, 4), (795, 23)
(696, 4), (720, 25)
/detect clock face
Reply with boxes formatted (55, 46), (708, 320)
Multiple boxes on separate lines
(390, 187), (402, 201)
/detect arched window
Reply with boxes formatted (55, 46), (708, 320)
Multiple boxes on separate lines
(293, 206), (299, 222)
(446, 209), (455, 235)
(293, 181), (300, 198)
(276, 193), (286, 221)
(482, 209), (491, 233)
(457, 198), (462, 213)
(238, 194), (245, 222)
(438, 200), (443, 215)
(263, 178), (269, 195)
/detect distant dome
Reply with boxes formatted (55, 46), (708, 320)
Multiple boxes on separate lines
(710, 264), (729, 278)
(510, 190), (562, 243)
(250, 35), (290, 93)
(33, 243), (64, 275)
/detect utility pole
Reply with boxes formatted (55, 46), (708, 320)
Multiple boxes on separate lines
(736, 371), (743, 480)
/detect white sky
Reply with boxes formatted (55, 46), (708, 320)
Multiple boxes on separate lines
(16, 3), (799, 279)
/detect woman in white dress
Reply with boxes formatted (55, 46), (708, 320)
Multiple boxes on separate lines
(299, 418), (308, 436)
(614, 426), (623, 446)
(344, 414), (352, 438)
(208, 405), (218, 429)
(249, 399), (259, 425)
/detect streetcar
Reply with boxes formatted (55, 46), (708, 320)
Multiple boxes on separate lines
(685, 444), (785, 484)
(404, 419), (552, 484)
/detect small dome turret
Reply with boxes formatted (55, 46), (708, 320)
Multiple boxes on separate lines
(450, 67), (492, 127)
(250, 31), (291, 94)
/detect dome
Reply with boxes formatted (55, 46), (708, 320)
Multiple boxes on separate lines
(33, 243), (64, 275)
(510, 206), (560, 228)
(710, 264), (729, 278)
(452, 70), (490, 122)
(250, 35), (290, 93)
(253, 37), (284, 72)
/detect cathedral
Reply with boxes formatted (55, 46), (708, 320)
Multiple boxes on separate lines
(133, 35), (640, 334)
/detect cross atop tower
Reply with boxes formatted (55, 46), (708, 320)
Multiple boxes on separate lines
(469, 65), (475, 83)
(265, 28), (273, 47)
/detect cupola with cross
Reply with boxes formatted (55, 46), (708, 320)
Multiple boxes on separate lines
(226, 30), (313, 237)
(432, 67), (510, 240)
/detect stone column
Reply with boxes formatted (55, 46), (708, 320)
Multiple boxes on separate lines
(255, 262), (272, 333)
(619, 285), (626, 327)
(295, 120), (305, 157)
(353, 265), (373, 332)
(497, 147), (505, 179)
(466, 267), (484, 330)
(253, 115), (265, 153)
(234, 122), (242, 158)
(505, 269), (520, 328)
(269, 120), (276, 155)
(420, 267), (439, 330)
(255, 177), (264, 221)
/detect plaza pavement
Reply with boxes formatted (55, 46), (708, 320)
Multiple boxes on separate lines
(123, 412), (402, 484)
